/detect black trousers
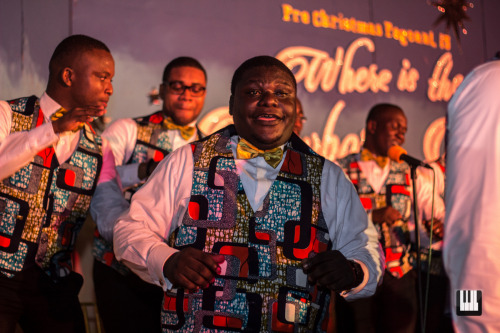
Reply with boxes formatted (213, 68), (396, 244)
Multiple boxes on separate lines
(336, 270), (418, 333)
(0, 266), (85, 333)
(336, 269), (453, 333)
(93, 258), (164, 333)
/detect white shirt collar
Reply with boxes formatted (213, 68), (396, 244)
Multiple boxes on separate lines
(40, 92), (62, 121)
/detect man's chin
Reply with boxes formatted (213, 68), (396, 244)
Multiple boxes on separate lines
(169, 111), (198, 125)
(248, 135), (290, 150)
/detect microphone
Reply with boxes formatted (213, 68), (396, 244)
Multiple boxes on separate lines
(387, 146), (433, 169)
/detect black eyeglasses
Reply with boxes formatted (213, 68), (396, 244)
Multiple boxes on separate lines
(165, 81), (206, 97)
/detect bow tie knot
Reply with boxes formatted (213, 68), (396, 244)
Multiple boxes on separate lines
(236, 138), (284, 168)
(360, 148), (389, 169)
(163, 117), (196, 140)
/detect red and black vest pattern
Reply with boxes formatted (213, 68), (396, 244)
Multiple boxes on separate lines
(337, 153), (412, 278)
(0, 96), (102, 279)
(93, 111), (173, 274)
(124, 111), (173, 200)
(163, 126), (332, 332)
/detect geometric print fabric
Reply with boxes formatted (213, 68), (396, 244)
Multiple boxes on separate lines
(164, 126), (332, 332)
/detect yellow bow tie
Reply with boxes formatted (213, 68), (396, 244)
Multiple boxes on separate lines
(163, 117), (196, 140)
(50, 107), (84, 131)
(360, 148), (389, 169)
(236, 138), (284, 169)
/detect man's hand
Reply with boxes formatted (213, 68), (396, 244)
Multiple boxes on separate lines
(423, 218), (444, 241)
(163, 248), (225, 291)
(372, 206), (402, 225)
(52, 106), (106, 133)
(301, 250), (363, 294)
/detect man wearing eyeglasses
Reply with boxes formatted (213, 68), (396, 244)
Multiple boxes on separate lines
(89, 57), (207, 333)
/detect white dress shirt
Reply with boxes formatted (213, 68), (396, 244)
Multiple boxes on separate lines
(113, 135), (383, 301)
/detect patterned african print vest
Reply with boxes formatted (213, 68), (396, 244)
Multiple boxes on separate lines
(124, 111), (174, 199)
(337, 153), (412, 278)
(163, 126), (332, 333)
(93, 111), (174, 274)
(0, 96), (102, 279)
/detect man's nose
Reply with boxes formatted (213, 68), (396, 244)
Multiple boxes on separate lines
(258, 91), (277, 106)
(178, 87), (193, 99)
(106, 81), (113, 96)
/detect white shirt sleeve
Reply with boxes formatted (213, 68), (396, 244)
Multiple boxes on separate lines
(321, 159), (383, 300)
(113, 144), (194, 289)
(102, 118), (140, 188)
(0, 96), (64, 181)
(411, 167), (446, 249)
(90, 138), (129, 242)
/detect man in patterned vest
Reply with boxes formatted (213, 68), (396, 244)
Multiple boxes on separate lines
(90, 57), (207, 332)
(114, 56), (383, 332)
(0, 35), (114, 333)
(335, 104), (446, 333)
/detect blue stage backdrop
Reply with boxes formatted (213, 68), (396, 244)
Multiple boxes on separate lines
(1, 0), (499, 161)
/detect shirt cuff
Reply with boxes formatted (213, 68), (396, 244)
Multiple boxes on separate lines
(340, 259), (370, 299)
(30, 122), (59, 148)
(148, 243), (179, 291)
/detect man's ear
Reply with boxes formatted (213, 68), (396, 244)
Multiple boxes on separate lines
(159, 83), (166, 101)
(367, 120), (377, 134)
(228, 95), (234, 116)
(61, 67), (73, 87)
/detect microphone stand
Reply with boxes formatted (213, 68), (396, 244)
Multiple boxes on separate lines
(410, 165), (424, 333)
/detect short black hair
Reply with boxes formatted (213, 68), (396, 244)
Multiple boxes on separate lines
(49, 34), (110, 75)
(366, 103), (404, 124)
(230, 56), (296, 95)
(162, 57), (207, 83)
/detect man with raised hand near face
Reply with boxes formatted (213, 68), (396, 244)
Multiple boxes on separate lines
(0, 34), (115, 333)
(114, 55), (382, 332)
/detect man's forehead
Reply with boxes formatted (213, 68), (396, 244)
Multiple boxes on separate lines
(168, 66), (205, 79)
(242, 66), (294, 83)
(72, 49), (113, 68)
(378, 109), (406, 122)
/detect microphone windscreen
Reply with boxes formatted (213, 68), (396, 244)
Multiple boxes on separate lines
(387, 145), (407, 163)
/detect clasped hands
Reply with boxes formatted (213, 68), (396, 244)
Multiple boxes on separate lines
(163, 247), (362, 294)
(51, 106), (106, 134)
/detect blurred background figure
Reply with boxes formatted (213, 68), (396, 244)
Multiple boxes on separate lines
(336, 103), (448, 333)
